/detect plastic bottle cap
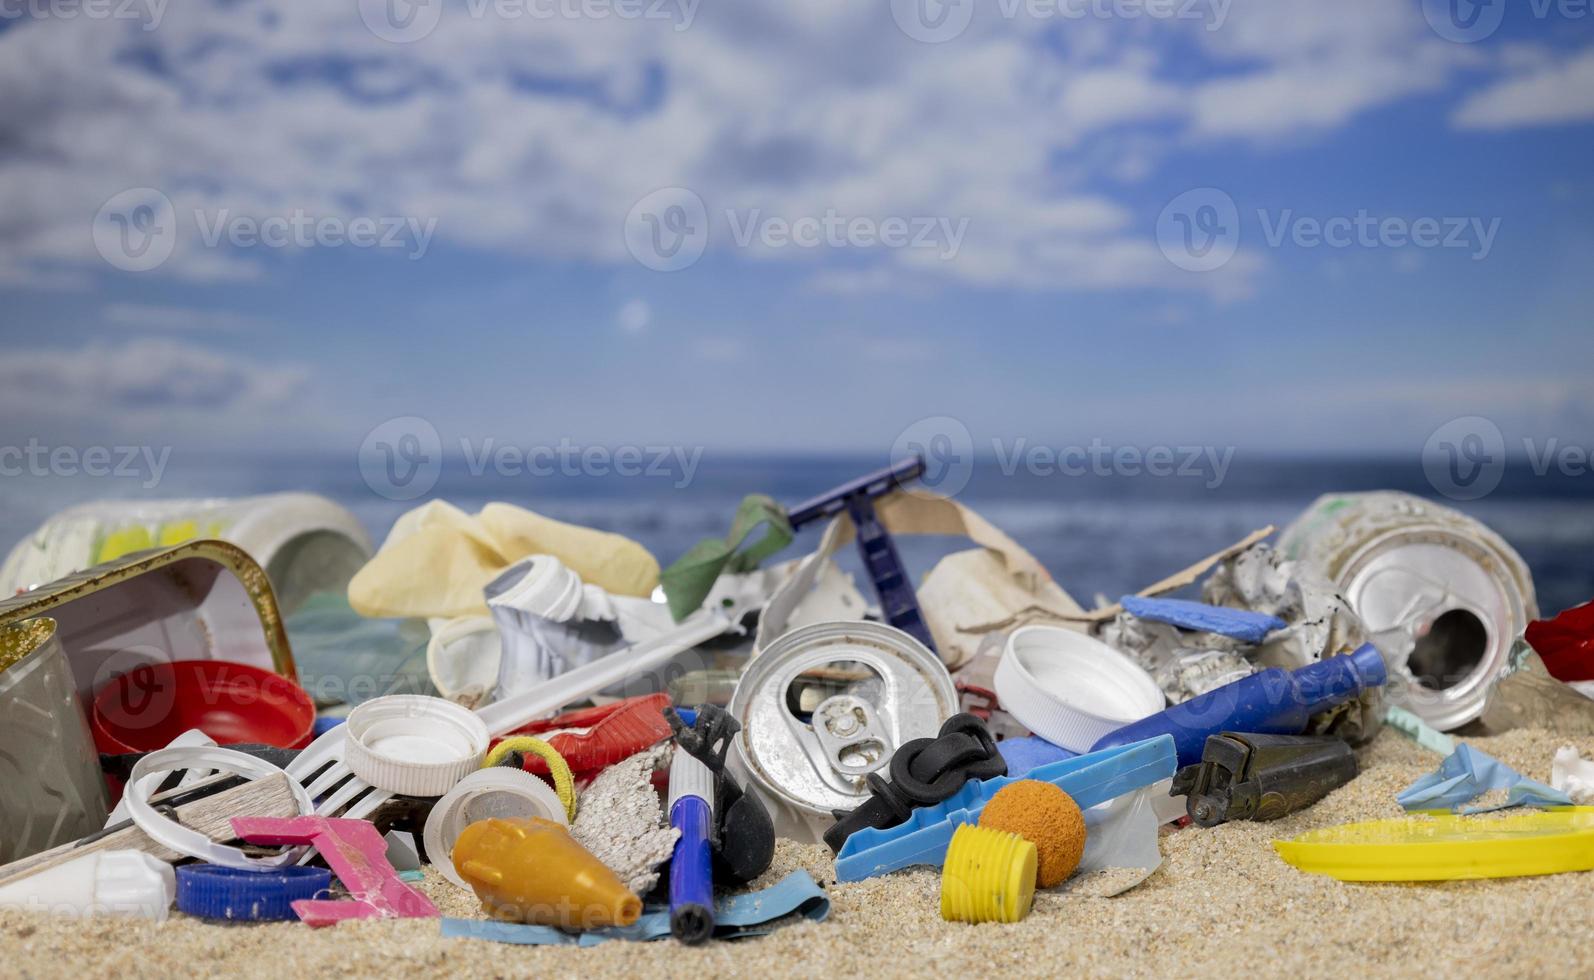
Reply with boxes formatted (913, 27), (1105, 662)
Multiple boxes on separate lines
(176, 864), (334, 921)
(343, 695), (490, 797)
(940, 823), (1037, 924)
(124, 745), (317, 869)
(423, 767), (570, 891)
(994, 625), (1165, 753)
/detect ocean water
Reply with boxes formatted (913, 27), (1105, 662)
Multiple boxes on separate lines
(2, 453), (1591, 617)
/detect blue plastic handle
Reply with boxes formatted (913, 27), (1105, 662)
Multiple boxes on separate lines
(1090, 643), (1387, 768)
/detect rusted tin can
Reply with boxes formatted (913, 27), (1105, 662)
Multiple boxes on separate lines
(1280, 492), (1537, 732)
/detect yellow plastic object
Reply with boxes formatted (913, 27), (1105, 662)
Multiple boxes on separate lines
(940, 823), (1037, 924)
(481, 737), (578, 820)
(1274, 807), (1594, 881)
(453, 817), (642, 929)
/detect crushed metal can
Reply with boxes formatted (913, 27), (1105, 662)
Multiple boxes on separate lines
(1280, 491), (1537, 732)
(727, 621), (958, 843)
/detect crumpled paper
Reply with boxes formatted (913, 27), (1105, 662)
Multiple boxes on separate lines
(570, 743), (678, 896)
(1397, 743), (1573, 813)
(1102, 542), (1382, 743)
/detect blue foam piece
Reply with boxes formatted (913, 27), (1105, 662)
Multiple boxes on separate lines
(834, 735), (1176, 883)
(1120, 595), (1286, 644)
(998, 735), (1076, 776)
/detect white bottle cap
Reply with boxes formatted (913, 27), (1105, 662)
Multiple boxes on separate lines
(344, 695), (490, 797)
(421, 767), (569, 890)
(994, 625), (1165, 752)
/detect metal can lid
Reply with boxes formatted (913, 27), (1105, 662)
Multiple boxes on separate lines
(729, 621), (957, 817)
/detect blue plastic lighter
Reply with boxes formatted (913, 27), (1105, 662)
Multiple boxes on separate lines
(667, 746), (716, 944)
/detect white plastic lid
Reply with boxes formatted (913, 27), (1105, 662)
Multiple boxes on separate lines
(124, 745), (317, 869)
(343, 695), (489, 797)
(994, 625), (1165, 752)
(421, 767), (569, 890)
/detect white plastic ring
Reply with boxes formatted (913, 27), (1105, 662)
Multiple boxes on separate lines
(994, 625), (1165, 752)
(421, 767), (569, 890)
(343, 695), (489, 797)
(124, 746), (317, 869)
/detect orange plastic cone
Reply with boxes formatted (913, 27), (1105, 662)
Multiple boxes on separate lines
(452, 817), (642, 929)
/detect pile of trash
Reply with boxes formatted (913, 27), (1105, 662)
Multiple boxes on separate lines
(2, 462), (1594, 941)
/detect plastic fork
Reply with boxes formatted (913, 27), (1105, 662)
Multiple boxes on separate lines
(285, 606), (739, 821)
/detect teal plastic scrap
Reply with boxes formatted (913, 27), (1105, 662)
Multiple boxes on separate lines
(440, 869), (829, 946)
(834, 735), (1176, 883)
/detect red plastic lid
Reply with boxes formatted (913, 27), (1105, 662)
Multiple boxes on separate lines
(92, 659), (316, 754)
(1528, 600), (1594, 683)
(500, 692), (672, 775)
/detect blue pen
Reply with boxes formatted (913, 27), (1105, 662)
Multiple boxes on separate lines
(667, 745), (716, 944)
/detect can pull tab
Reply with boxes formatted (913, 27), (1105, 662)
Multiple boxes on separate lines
(810, 695), (890, 777)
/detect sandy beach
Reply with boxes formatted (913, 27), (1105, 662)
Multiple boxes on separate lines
(4, 726), (1590, 979)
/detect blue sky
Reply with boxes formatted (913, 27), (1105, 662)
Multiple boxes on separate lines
(2, 0), (1592, 461)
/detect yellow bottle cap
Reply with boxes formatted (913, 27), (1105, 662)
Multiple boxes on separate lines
(940, 823), (1037, 924)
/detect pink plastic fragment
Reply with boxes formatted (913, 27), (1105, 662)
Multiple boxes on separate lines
(231, 816), (439, 927)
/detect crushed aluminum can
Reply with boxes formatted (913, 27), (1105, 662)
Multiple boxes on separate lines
(1279, 491), (1537, 732)
(727, 621), (958, 843)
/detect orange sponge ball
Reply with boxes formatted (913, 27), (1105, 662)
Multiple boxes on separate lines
(978, 780), (1086, 887)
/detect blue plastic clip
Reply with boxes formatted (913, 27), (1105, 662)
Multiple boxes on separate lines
(834, 735), (1176, 882)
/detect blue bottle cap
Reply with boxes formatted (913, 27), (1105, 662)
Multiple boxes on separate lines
(176, 863), (333, 921)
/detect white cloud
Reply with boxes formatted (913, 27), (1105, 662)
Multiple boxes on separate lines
(1453, 48), (1594, 130)
(0, 339), (309, 420)
(103, 303), (270, 332)
(0, 0), (1522, 298)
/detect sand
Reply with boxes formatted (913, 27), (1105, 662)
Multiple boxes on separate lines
(5, 727), (1592, 979)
